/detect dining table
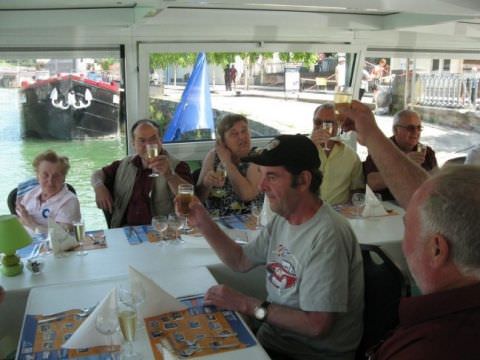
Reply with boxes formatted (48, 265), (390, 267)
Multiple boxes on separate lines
(1, 201), (407, 358)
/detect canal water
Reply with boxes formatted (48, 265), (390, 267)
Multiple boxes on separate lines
(0, 88), (126, 230)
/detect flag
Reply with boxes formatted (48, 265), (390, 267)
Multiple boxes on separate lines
(163, 52), (215, 142)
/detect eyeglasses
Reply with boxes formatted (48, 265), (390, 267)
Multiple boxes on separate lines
(395, 124), (423, 132)
(314, 119), (335, 127)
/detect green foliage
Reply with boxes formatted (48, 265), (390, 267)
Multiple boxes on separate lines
(98, 58), (115, 71)
(278, 52), (318, 66)
(150, 53), (197, 70)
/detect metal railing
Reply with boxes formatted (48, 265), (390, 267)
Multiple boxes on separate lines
(415, 73), (479, 110)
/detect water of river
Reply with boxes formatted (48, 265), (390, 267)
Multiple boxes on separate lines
(0, 88), (126, 230)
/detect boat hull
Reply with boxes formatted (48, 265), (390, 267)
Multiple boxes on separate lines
(21, 76), (120, 140)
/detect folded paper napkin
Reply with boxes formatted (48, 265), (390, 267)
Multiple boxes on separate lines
(362, 185), (388, 217)
(63, 288), (122, 349)
(48, 218), (77, 254)
(129, 266), (186, 318)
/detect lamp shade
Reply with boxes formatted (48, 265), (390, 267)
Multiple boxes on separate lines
(0, 215), (32, 255)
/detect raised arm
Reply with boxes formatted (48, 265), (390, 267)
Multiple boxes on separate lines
(342, 101), (428, 208)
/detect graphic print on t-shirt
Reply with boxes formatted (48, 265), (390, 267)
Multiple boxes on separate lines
(266, 244), (298, 290)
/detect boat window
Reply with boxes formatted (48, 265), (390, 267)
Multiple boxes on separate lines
(358, 55), (480, 164)
(0, 49), (125, 230)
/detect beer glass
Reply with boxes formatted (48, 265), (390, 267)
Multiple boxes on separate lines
(177, 184), (194, 234)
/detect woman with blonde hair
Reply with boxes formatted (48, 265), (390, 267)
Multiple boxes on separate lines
(197, 114), (261, 216)
(16, 149), (81, 234)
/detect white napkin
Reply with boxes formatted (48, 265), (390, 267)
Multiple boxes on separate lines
(180, 234), (212, 249)
(48, 218), (77, 254)
(362, 185), (388, 217)
(63, 288), (122, 349)
(260, 194), (273, 227)
(128, 266), (186, 318)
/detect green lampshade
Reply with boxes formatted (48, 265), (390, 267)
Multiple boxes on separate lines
(0, 214), (32, 276)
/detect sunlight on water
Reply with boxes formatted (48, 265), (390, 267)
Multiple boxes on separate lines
(0, 88), (126, 230)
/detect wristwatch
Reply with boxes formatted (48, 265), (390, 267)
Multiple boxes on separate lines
(254, 301), (271, 322)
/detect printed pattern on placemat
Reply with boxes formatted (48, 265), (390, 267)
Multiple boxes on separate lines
(18, 310), (119, 360)
(217, 214), (257, 230)
(145, 294), (256, 359)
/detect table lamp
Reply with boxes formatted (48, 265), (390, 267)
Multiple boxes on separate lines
(0, 215), (32, 276)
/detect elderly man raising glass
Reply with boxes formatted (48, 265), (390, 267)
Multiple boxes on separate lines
(16, 149), (81, 234)
(91, 119), (193, 228)
(363, 109), (437, 201)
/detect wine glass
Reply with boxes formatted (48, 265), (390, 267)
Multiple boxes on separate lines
(334, 85), (352, 139)
(118, 281), (146, 330)
(211, 163), (227, 198)
(322, 121), (334, 151)
(352, 193), (365, 218)
(152, 215), (168, 241)
(250, 201), (263, 230)
(73, 220), (88, 256)
(117, 293), (142, 360)
(95, 311), (119, 355)
(146, 143), (159, 178)
(177, 184), (194, 234)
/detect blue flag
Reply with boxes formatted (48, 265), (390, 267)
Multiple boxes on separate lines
(163, 52), (215, 142)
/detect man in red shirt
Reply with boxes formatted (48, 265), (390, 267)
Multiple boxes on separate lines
(342, 101), (480, 360)
(91, 119), (192, 227)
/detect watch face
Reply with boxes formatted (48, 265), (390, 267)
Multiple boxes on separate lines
(255, 306), (267, 320)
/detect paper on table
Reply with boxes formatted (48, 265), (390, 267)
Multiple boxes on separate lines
(362, 185), (388, 217)
(48, 218), (77, 254)
(63, 288), (122, 349)
(128, 266), (186, 318)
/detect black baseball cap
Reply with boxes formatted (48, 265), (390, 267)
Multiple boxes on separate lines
(242, 134), (320, 171)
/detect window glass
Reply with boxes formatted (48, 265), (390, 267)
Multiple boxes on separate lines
(0, 54), (125, 230)
(148, 51), (355, 142)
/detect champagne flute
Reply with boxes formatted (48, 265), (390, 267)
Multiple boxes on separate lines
(212, 162), (227, 198)
(146, 143), (159, 178)
(73, 220), (88, 256)
(118, 281), (146, 330)
(322, 121), (334, 151)
(250, 199), (264, 230)
(177, 184), (194, 234)
(334, 85), (353, 139)
(117, 295), (142, 360)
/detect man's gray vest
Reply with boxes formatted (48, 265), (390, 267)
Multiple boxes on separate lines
(110, 155), (180, 228)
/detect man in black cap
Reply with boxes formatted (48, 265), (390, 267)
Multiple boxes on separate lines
(186, 134), (364, 360)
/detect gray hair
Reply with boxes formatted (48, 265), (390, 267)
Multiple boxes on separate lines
(420, 165), (480, 278)
(313, 103), (335, 118)
(392, 109), (420, 128)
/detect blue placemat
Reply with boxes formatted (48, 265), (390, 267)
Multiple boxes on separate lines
(123, 225), (152, 245)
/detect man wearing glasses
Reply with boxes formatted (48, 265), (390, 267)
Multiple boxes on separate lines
(363, 109), (437, 201)
(91, 119), (192, 227)
(311, 104), (364, 205)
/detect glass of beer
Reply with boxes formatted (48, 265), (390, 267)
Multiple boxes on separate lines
(146, 143), (159, 178)
(73, 220), (88, 256)
(334, 86), (353, 138)
(178, 184), (194, 234)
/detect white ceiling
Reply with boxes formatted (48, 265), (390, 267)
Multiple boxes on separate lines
(0, 0), (479, 47)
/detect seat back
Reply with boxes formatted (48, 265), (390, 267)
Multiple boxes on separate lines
(356, 244), (410, 359)
(7, 183), (77, 215)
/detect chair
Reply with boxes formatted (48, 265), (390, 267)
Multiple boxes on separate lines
(356, 244), (410, 360)
(7, 183), (77, 215)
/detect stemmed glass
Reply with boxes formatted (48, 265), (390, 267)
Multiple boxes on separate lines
(95, 311), (119, 356)
(118, 281), (146, 331)
(146, 143), (159, 178)
(117, 291), (142, 360)
(152, 215), (168, 241)
(73, 220), (88, 256)
(352, 193), (366, 218)
(250, 199), (264, 230)
(211, 162), (227, 198)
(322, 121), (334, 151)
(177, 184), (194, 234)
